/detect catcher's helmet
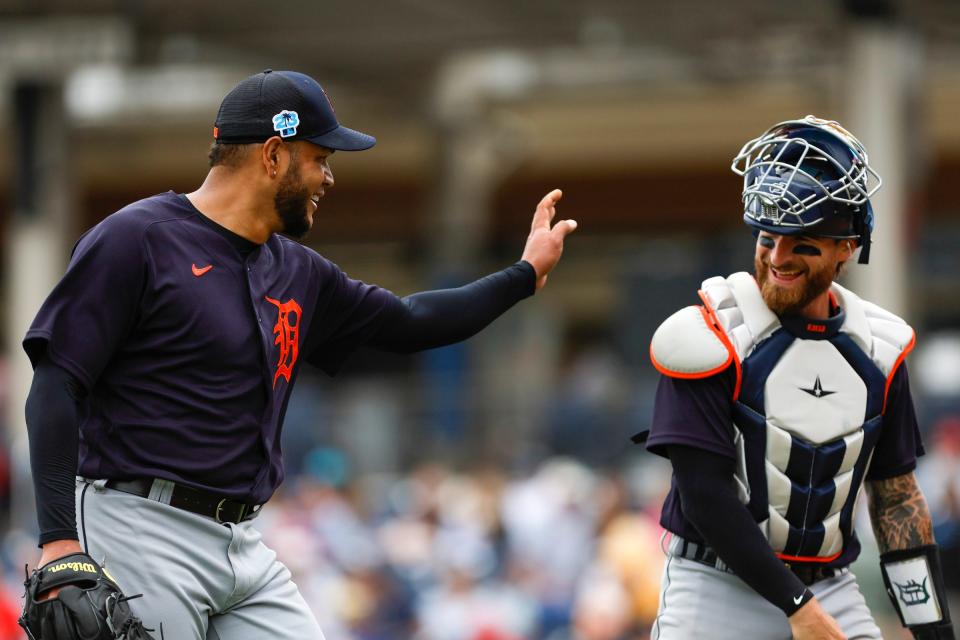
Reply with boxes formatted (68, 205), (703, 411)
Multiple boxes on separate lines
(731, 115), (882, 263)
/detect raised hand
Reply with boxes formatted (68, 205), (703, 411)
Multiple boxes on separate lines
(520, 189), (577, 290)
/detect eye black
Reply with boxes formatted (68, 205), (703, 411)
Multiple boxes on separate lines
(758, 236), (776, 249)
(793, 245), (822, 256)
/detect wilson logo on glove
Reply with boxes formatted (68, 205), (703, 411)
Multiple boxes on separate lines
(19, 552), (159, 640)
(47, 561), (97, 574)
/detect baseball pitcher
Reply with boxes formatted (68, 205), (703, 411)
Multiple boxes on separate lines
(20, 69), (577, 640)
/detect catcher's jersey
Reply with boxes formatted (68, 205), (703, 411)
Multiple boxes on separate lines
(24, 191), (405, 504)
(646, 272), (924, 568)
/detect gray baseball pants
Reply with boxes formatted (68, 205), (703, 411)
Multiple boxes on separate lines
(652, 535), (882, 640)
(76, 479), (325, 640)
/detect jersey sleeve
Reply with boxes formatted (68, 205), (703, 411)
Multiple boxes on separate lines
(303, 258), (406, 375)
(645, 364), (738, 460)
(367, 262), (536, 353)
(866, 363), (925, 481)
(23, 213), (149, 391)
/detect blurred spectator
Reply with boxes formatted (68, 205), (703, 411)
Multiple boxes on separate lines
(596, 510), (663, 627)
(416, 569), (537, 640)
(251, 457), (665, 640)
(0, 584), (21, 639)
(502, 459), (599, 635)
(546, 564), (632, 640)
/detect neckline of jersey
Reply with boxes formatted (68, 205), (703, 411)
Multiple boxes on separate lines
(176, 193), (260, 257)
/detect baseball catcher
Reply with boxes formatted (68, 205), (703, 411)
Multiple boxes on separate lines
(639, 115), (954, 639)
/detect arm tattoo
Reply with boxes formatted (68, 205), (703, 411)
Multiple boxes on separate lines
(866, 472), (935, 554)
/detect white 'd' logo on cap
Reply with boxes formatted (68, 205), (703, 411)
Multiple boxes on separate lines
(272, 110), (300, 138)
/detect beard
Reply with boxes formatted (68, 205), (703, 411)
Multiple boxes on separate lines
(754, 255), (837, 317)
(274, 161), (313, 239)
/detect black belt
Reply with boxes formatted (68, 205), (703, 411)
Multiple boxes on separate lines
(785, 562), (840, 587)
(105, 478), (262, 524)
(671, 535), (842, 586)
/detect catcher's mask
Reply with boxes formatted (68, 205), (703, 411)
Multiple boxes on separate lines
(731, 115), (882, 264)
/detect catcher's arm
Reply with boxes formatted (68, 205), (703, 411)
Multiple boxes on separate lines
(867, 471), (935, 553)
(866, 471), (954, 639)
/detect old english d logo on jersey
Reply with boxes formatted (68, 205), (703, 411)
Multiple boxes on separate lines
(265, 296), (302, 387)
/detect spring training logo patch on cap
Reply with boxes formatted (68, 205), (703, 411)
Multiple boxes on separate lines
(272, 110), (300, 138)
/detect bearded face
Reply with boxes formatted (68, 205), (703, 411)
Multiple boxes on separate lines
(273, 157), (313, 239)
(754, 235), (842, 317)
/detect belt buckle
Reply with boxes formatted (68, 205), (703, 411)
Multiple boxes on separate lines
(215, 498), (227, 524)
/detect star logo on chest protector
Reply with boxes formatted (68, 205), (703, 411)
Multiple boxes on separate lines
(800, 376), (836, 399)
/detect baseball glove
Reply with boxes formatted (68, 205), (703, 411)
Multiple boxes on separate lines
(19, 552), (157, 640)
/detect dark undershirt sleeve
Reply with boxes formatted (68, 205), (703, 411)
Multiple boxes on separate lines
(25, 356), (85, 546)
(866, 363), (924, 481)
(645, 367), (738, 460)
(367, 261), (536, 353)
(667, 444), (812, 616)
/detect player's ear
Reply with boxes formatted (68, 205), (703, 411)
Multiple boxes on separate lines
(839, 239), (856, 260)
(261, 136), (285, 179)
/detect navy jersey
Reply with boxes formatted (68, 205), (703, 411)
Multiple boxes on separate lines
(24, 192), (405, 503)
(646, 361), (924, 567)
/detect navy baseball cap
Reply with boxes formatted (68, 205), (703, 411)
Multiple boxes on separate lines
(213, 69), (376, 151)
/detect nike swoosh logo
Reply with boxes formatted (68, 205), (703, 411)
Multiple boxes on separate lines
(793, 594), (804, 605)
(192, 264), (213, 277)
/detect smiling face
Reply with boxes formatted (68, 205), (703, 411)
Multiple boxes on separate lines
(753, 232), (854, 318)
(273, 142), (335, 239)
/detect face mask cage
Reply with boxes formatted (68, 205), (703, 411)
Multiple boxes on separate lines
(731, 117), (882, 231)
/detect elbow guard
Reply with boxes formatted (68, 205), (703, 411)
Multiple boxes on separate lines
(880, 544), (954, 639)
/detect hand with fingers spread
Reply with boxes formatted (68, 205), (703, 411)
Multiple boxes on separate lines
(520, 189), (578, 290)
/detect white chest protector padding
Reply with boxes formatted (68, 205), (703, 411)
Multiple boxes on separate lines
(650, 305), (732, 376)
(765, 340), (868, 444)
(701, 272), (780, 362)
(658, 272), (915, 378)
(763, 341), (870, 558)
(653, 272), (915, 559)
(832, 282), (915, 377)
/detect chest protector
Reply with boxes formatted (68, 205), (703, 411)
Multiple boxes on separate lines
(651, 272), (915, 563)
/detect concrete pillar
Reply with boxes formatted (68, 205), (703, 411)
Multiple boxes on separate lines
(5, 80), (73, 534)
(423, 53), (534, 449)
(421, 120), (528, 448)
(844, 23), (922, 316)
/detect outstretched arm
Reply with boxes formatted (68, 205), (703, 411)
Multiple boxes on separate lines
(369, 261), (536, 353)
(866, 471), (935, 553)
(520, 189), (577, 290)
(369, 189), (576, 353)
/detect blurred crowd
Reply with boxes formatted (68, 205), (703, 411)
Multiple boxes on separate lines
(257, 457), (668, 640)
(0, 451), (669, 640)
(0, 359), (956, 639)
